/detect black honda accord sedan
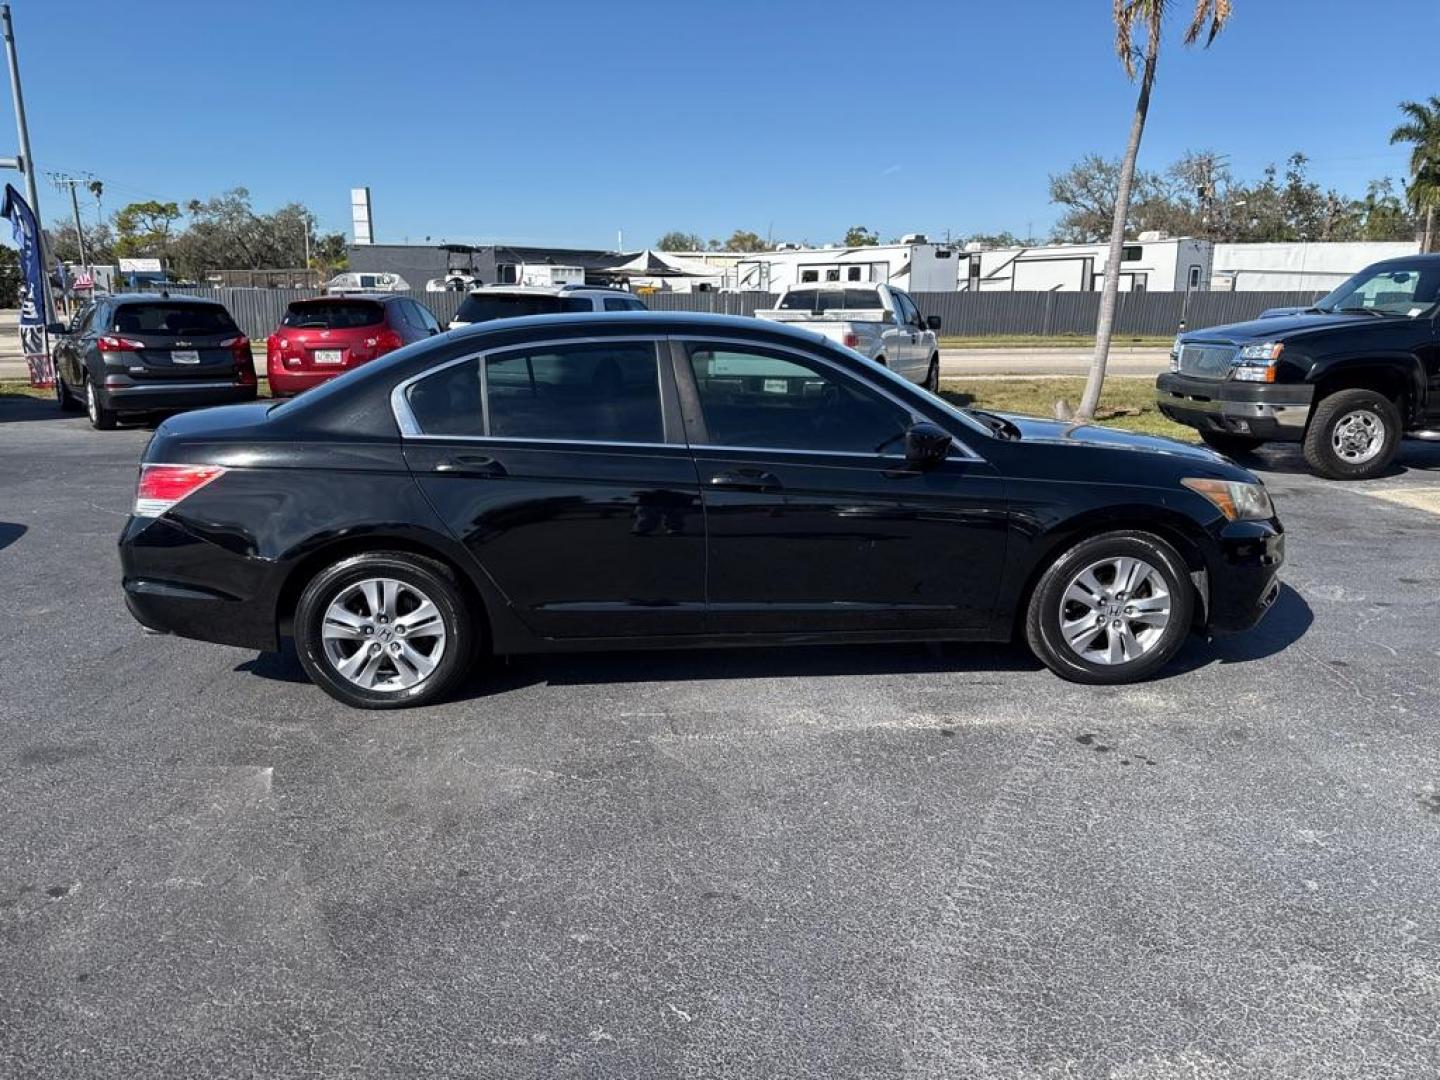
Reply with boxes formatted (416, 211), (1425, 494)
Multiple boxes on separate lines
(119, 312), (1284, 709)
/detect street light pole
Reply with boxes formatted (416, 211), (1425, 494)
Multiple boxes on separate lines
(1, 2), (50, 320)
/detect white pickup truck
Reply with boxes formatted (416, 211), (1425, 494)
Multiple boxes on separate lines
(755, 283), (943, 390)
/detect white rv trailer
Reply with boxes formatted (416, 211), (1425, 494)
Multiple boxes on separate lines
(1210, 241), (1420, 291)
(730, 239), (958, 294)
(956, 236), (1212, 293)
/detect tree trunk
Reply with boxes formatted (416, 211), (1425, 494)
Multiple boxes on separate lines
(1077, 31), (1160, 421)
(1425, 204), (1435, 254)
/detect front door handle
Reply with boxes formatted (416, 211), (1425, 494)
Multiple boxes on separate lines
(435, 454), (507, 477)
(709, 469), (781, 493)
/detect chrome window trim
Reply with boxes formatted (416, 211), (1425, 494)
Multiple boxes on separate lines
(390, 334), (670, 441)
(400, 433), (680, 451)
(670, 334), (985, 462)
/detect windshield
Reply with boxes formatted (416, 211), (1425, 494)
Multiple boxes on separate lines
(779, 288), (884, 312)
(453, 294), (592, 323)
(1316, 261), (1440, 317)
(282, 300), (385, 329)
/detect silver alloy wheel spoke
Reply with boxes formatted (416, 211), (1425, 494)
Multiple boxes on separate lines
(321, 577), (447, 693)
(1332, 410), (1384, 464)
(1057, 554), (1172, 667)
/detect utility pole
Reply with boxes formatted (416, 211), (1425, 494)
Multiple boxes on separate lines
(49, 173), (95, 270)
(0, 2), (50, 319)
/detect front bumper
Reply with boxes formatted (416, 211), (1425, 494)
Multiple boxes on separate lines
(1156, 373), (1313, 443)
(1206, 519), (1285, 633)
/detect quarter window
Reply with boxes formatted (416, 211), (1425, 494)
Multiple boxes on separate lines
(684, 344), (910, 455)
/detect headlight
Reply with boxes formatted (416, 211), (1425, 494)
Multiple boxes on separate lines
(1232, 342), (1283, 383)
(1182, 477), (1274, 521)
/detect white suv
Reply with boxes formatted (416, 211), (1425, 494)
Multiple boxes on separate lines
(447, 285), (648, 329)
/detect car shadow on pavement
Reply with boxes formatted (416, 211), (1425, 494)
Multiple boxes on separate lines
(1162, 582), (1313, 677)
(236, 590), (1309, 701)
(237, 639), (1046, 699)
(1244, 440), (1440, 478)
(0, 522), (26, 552)
(0, 394), (71, 424)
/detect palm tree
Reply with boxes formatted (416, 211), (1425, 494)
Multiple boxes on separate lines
(1390, 96), (1440, 253)
(1075, 1), (1233, 422)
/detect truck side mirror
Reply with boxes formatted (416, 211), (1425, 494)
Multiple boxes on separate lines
(926, 315), (942, 331)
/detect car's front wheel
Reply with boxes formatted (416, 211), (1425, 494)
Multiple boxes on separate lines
(1025, 531), (1194, 685)
(55, 369), (80, 412)
(1302, 388), (1401, 480)
(294, 551), (475, 709)
(923, 354), (940, 392)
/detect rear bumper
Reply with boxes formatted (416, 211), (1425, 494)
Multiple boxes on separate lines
(1155, 374), (1313, 443)
(120, 514), (280, 651)
(101, 379), (257, 414)
(1206, 519), (1285, 633)
(267, 367), (339, 396)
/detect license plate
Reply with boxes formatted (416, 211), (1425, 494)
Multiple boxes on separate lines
(314, 349), (343, 365)
(171, 350), (199, 364)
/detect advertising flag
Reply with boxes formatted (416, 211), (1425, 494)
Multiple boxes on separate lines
(2, 183), (51, 387)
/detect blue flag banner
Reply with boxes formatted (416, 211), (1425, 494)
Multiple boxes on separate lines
(2, 183), (51, 386)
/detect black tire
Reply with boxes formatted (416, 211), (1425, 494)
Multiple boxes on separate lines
(1025, 530), (1194, 685)
(1199, 430), (1263, 456)
(1302, 388), (1402, 481)
(924, 354), (940, 393)
(84, 374), (117, 430)
(55, 369), (80, 412)
(293, 551), (475, 709)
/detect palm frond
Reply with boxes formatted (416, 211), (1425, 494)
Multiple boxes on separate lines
(1184, 0), (1232, 46)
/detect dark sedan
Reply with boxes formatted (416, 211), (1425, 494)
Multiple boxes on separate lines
(51, 293), (257, 428)
(119, 313), (1285, 709)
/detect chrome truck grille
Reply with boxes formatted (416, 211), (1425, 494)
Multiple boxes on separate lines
(1177, 343), (1237, 379)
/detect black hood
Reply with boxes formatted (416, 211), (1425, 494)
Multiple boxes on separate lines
(1181, 310), (1379, 344)
(996, 413), (1222, 461)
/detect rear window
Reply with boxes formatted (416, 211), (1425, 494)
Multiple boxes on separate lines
(778, 289), (883, 312)
(110, 303), (239, 336)
(282, 300), (385, 329)
(453, 294), (594, 323)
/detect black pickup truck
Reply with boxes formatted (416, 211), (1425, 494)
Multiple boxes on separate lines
(1156, 254), (1440, 479)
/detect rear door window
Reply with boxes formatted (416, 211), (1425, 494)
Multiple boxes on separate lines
(110, 303), (239, 337)
(282, 300), (385, 329)
(603, 296), (647, 311)
(403, 341), (663, 443)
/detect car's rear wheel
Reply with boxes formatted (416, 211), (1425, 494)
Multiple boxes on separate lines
(294, 551), (474, 709)
(1199, 430), (1263, 456)
(1303, 388), (1401, 480)
(84, 374), (117, 430)
(924, 354), (940, 392)
(1025, 531), (1194, 685)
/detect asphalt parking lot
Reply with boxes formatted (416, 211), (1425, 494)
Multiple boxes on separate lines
(3, 394), (1439, 1079)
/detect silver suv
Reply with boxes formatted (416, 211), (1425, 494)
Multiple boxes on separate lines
(447, 285), (648, 329)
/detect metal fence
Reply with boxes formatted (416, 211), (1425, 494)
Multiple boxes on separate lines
(157, 286), (1324, 341)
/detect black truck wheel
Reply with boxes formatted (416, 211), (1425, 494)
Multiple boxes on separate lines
(1303, 388), (1401, 480)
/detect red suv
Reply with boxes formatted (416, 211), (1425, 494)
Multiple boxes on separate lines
(265, 294), (442, 396)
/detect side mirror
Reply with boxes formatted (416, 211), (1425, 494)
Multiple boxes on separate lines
(904, 421), (953, 470)
(46, 321), (67, 335)
(926, 315), (942, 331)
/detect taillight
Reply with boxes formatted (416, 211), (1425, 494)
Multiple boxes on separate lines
(842, 332), (860, 348)
(98, 334), (143, 352)
(224, 336), (256, 385)
(133, 464), (227, 517)
(366, 328), (404, 355)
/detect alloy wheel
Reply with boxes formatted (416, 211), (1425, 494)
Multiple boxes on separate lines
(321, 577), (448, 692)
(1057, 555), (1172, 666)
(85, 380), (98, 424)
(1331, 409), (1385, 465)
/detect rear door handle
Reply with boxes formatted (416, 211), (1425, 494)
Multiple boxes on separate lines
(435, 454), (507, 477)
(709, 469), (781, 493)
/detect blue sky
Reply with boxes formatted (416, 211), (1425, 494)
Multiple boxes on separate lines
(12, 0), (1440, 249)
